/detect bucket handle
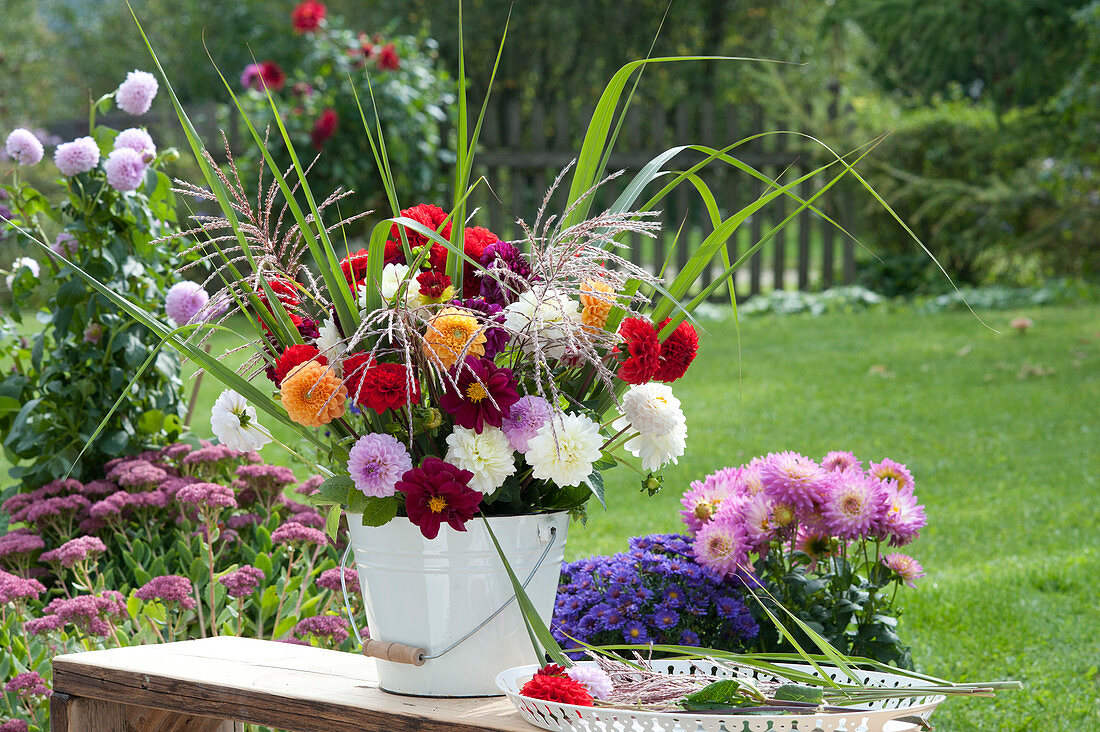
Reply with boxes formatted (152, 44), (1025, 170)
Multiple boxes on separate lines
(340, 524), (559, 666)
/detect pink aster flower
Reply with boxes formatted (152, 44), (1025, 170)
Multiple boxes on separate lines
(347, 432), (412, 498)
(822, 450), (861, 472)
(218, 565), (265, 598)
(760, 451), (829, 513)
(879, 488), (928, 546)
(165, 281), (210, 326)
(53, 136), (100, 175)
(501, 394), (551, 453)
(115, 70), (159, 115)
(134, 575), (196, 608)
(882, 553), (926, 588)
(4, 671), (50, 698)
(104, 147), (146, 191)
(820, 468), (888, 540)
(114, 127), (156, 162)
(692, 513), (750, 577)
(294, 614), (349, 644)
(176, 482), (237, 510)
(316, 567), (359, 594)
(271, 522), (329, 547)
(869, 458), (915, 493)
(5, 129), (43, 165)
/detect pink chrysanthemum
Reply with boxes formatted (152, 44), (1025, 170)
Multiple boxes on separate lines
(822, 450), (861, 472)
(500, 394), (551, 453)
(760, 451), (828, 513)
(114, 127), (156, 162)
(54, 136), (100, 176)
(882, 553), (926, 588)
(115, 70), (159, 115)
(346, 432), (412, 498)
(869, 458), (915, 493)
(692, 513), (750, 577)
(820, 468), (887, 540)
(104, 147), (146, 192)
(5, 129), (43, 166)
(880, 488), (928, 546)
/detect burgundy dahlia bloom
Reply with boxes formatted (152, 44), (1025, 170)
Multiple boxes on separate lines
(439, 356), (520, 433)
(479, 240), (532, 305)
(398, 457), (483, 540)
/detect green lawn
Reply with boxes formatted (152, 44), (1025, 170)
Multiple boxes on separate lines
(175, 302), (1100, 729)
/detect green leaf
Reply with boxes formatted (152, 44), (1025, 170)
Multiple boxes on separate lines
(354, 496), (401, 527)
(681, 679), (756, 710)
(774, 684), (824, 703)
(583, 470), (606, 509)
(315, 475), (355, 505)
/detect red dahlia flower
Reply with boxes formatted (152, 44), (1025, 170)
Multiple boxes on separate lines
(311, 108), (338, 150)
(613, 318), (660, 385)
(291, 0), (326, 33)
(653, 318), (699, 382)
(439, 356), (520, 433)
(536, 664), (567, 678)
(344, 357), (420, 413)
(390, 204), (452, 255)
(377, 43), (400, 71)
(399, 458), (482, 540)
(462, 226), (499, 298)
(273, 345), (327, 386)
(340, 249), (370, 288)
(259, 61), (286, 92)
(383, 240), (405, 266)
(416, 271), (452, 301)
(519, 673), (594, 706)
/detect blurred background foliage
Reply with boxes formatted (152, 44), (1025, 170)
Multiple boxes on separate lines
(1, 0), (1097, 292)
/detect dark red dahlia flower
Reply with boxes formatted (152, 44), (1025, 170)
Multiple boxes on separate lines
(383, 240), (405, 266)
(340, 248), (370, 288)
(291, 0), (326, 33)
(536, 664), (568, 678)
(416, 271), (452, 301)
(613, 318), (661, 385)
(653, 318), (699, 383)
(462, 226), (498, 298)
(519, 673), (594, 706)
(311, 108), (338, 150)
(345, 358), (420, 413)
(377, 43), (400, 71)
(273, 345), (327, 386)
(399, 457), (482, 540)
(439, 356), (520, 433)
(390, 204), (451, 254)
(259, 61), (286, 92)
(479, 239), (532, 305)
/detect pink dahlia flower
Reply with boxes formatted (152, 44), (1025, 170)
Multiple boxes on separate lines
(692, 513), (750, 577)
(54, 136), (100, 175)
(882, 552), (926, 588)
(115, 70), (159, 115)
(760, 451), (828, 513)
(104, 147), (146, 192)
(165, 280), (210, 326)
(5, 129), (43, 165)
(114, 127), (156, 162)
(821, 468), (887, 540)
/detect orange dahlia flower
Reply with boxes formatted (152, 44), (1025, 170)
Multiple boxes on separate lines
(580, 279), (615, 330)
(280, 361), (347, 427)
(422, 307), (486, 369)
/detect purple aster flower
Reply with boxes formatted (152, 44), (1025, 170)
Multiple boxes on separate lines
(4, 671), (50, 698)
(218, 565), (265, 598)
(822, 450), (861, 472)
(114, 127), (156, 162)
(882, 553), (926, 588)
(650, 604), (680, 630)
(165, 281), (210, 327)
(457, 297), (508, 357)
(53, 136), (100, 176)
(271, 522), (329, 547)
(50, 231), (80, 258)
(760, 451), (829, 513)
(104, 147), (146, 192)
(500, 394), (551, 453)
(176, 482), (237, 510)
(693, 513), (750, 578)
(316, 567), (359, 594)
(869, 458), (916, 493)
(294, 614), (349, 644)
(622, 621), (653, 645)
(134, 575), (196, 608)
(820, 468), (888, 540)
(880, 488), (927, 546)
(347, 432), (413, 498)
(5, 129), (44, 165)
(115, 70), (159, 115)
(679, 628), (701, 646)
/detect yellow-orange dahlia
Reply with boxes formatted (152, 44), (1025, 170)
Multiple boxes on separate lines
(422, 307), (486, 369)
(580, 279), (614, 330)
(280, 361), (347, 428)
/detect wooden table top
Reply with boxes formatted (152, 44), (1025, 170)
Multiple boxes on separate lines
(51, 636), (535, 732)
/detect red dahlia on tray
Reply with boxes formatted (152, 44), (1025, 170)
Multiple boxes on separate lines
(519, 672), (594, 706)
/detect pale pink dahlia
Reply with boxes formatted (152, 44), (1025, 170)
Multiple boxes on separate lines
(692, 513), (749, 577)
(114, 127), (156, 162)
(882, 553), (925, 588)
(760, 451), (828, 512)
(115, 70), (159, 115)
(501, 394), (551, 453)
(54, 136), (100, 176)
(820, 468), (887, 540)
(346, 432), (412, 498)
(165, 281), (210, 326)
(5, 129), (43, 166)
(822, 450), (861, 472)
(741, 494), (777, 546)
(104, 147), (146, 192)
(869, 458), (915, 493)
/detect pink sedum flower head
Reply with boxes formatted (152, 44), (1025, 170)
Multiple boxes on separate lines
(501, 394), (551, 453)
(114, 127), (157, 162)
(347, 432), (413, 498)
(870, 458), (915, 493)
(104, 147), (146, 192)
(821, 468), (888, 540)
(272, 522), (330, 547)
(822, 450), (861, 472)
(0, 719), (29, 732)
(760, 451), (828, 513)
(882, 552), (926, 588)
(316, 567), (359, 594)
(115, 70), (159, 115)
(175, 482), (237, 510)
(4, 671), (50, 698)
(134, 574), (196, 608)
(0, 570), (47, 605)
(54, 136), (100, 176)
(218, 565), (265, 598)
(295, 614), (349, 644)
(44, 535), (106, 568)
(165, 280), (210, 326)
(692, 513), (750, 578)
(5, 129), (44, 165)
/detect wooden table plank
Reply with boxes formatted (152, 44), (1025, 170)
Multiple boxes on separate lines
(51, 637), (533, 732)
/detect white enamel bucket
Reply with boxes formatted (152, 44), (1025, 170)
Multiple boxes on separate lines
(346, 511), (569, 697)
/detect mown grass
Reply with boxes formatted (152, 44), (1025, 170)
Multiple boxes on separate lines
(101, 302), (1100, 729)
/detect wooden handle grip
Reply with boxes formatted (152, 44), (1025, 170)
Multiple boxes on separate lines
(360, 640), (427, 666)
